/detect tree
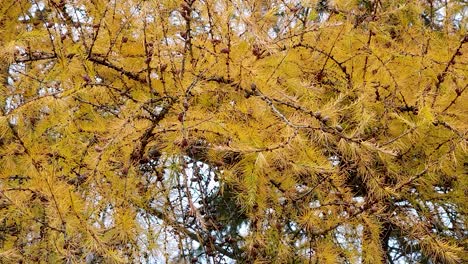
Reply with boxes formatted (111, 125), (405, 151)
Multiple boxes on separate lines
(0, 0), (466, 263)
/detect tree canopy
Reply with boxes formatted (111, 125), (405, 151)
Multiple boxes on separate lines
(0, 0), (467, 263)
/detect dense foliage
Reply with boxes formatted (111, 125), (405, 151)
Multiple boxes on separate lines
(0, 0), (467, 263)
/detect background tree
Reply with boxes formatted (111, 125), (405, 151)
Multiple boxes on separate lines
(0, 0), (466, 263)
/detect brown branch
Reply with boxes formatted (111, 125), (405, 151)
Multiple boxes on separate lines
(88, 54), (147, 83)
(442, 83), (467, 113)
(431, 35), (467, 107)
(14, 53), (57, 63)
(293, 43), (352, 87)
(141, 205), (241, 260)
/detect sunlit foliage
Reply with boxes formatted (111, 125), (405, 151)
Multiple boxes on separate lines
(0, 0), (467, 263)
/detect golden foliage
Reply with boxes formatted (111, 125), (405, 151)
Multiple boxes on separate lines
(0, 0), (466, 262)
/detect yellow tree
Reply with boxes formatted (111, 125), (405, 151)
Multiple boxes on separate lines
(0, 0), (466, 263)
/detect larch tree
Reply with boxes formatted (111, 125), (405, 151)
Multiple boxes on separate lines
(0, 0), (467, 263)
